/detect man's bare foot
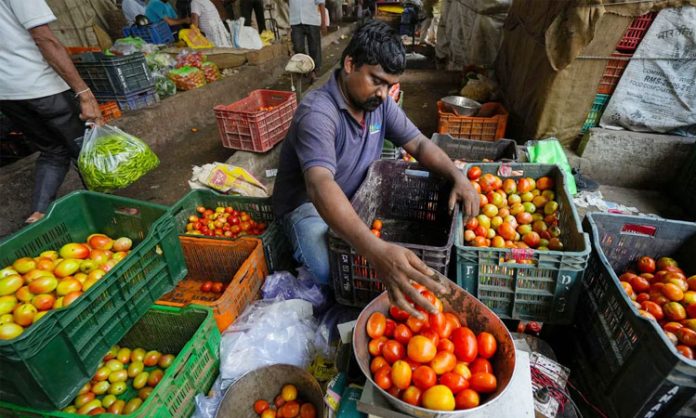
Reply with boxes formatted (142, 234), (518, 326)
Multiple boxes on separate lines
(25, 211), (45, 224)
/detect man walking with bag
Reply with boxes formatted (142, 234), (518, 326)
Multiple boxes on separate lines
(290, 0), (328, 82)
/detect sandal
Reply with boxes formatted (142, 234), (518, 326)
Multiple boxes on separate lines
(25, 212), (45, 224)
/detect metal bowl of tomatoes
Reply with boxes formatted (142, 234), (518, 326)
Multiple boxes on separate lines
(353, 279), (516, 418)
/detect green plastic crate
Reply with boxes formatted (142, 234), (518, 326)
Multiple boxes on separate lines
(571, 213), (696, 418)
(580, 93), (610, 134)
(0, 191), (186, 410)
(381, 139), (401, 160)
(0, 304), (220, 418)
(168, 189), (293, 273)
(455, 163), (590, 324)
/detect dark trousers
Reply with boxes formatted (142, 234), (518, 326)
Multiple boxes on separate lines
(240, 0), (266, 32)
(0, 90), (85, 213)
(291, 24), (321, 72)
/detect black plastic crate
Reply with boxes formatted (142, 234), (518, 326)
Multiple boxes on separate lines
(572, 213), (696, 418)
(100, 88), (159, 111)
(74, 52), (154, 97)
(432, 133), (518, 162)
(329, 160), (457, 307)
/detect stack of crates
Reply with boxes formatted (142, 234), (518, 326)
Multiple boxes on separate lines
(73, 52), (158, 111)
(0, 191), (220, 416)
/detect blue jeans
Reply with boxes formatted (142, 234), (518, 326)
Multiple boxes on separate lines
(282, 202), (330, 285)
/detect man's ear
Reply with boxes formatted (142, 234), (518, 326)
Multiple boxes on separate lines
(343, 55), (354, 74)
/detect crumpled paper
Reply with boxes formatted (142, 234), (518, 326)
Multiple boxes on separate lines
(189, 162), (268, 197)
(573, 190), (640, 214)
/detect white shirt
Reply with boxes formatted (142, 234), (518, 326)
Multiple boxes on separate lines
(289, 0), (324, 26)
(0, 0), (69, 100)
(191, 0), (232, 47)
(122, 0), (146, 25)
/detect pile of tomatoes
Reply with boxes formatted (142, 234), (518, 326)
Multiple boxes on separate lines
(199, 280), (225, 294)
(252, 384), (316, 418)
(257, 106), (276, 112)
(619, 256), (696, 359)
(185, 206), (267, 238)
(463, 166), (564, 252)
(366, 284), (499, 411)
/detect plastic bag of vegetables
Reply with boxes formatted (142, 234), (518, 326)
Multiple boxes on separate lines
(78, 124), (159, 192)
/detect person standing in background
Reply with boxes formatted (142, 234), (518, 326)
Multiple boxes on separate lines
(122, 0), (147, 25)
(191, 0), (233, 46)
(289, 0), (327, 82)
(0, 0), (102, 224)
(240, 0), (266, 33)
(145, 0), (190, 26)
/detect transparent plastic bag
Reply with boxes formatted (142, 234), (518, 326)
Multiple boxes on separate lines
(78, 124), (159, 192)
(261, 268), (329, 312)
(168, 66), (207, 90)
(153, 72), (177, 98)
(313, 305), (361, 358)
(192, 376), (225, 418)
(219, 298), (317, 390)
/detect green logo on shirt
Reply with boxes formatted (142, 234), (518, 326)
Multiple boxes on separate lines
(369, 123), (381, 135)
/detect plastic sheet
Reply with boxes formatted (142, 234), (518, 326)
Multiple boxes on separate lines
(261, 268), (329, 312)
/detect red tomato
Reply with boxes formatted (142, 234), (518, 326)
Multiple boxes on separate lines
(429, 351), (457, 375)
(212, 282), (224, 293)
(200, 281), (213, 292)
(412, 365), (437, 390)
(407, 335), (437, 363)
(367, 312), (387, 339)
(384, 319), (396, 338)
(470, 372), (497, 393)
(406, 316), (428, 333)
(444, 313), (461, 329)
(429, 312), (448, 338)
(401, 386), (422, 406)
(370, 356), (389, 374)
(677, 345), (694, 359)
(630, 276), (651, 293)
(382, 340), (405, 364)
(637, 256), (656, 273)
(469, 358), (493, 375)
(391, 360), (412, 390)
(393, 324), (413, 345)
(455, 389), (480, 409)
(640, 301), (664, 320)
(440, 372), (469, 394)
(374, 367), (392, 390)
(420, 329), (440, 347)
(371, 229), (381, 238)
(372, 219), (383, 231)
(476, 332), (497, 359)
(389, 306), (410, 322)
(467, 167), (482, 181)
(368, 337), (388, 357)
(420, 290), (444, 313)
(254, 400), (270, 414)
(387, 386), (401, 398)
(451, 327), (478, 363)
(437, 338), (455, 353)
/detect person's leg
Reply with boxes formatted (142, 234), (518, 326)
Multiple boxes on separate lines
(291, 24), (307, 55)
(282, 202), (331, 285)
(306, 24), (322, 73)
(0, 91), (85, 216)
(240, 0), (253, 26)
(253, 0), (266, 32)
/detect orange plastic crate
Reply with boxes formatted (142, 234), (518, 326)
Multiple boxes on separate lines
(66, 46), (101, 55)
(437, 102), (508, 141)
(597, 53), (632, 95)
(99, 101), (122, 123)
(156, 236), (268, 331)
(214, 90), (297, 153)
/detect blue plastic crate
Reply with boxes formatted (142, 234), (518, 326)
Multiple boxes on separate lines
(123, 21), (174, 45)
(580, 93), (610, 134)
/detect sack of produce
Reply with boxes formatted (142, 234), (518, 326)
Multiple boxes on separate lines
(201, 61), (221, 83)
(168, 66), (207, 90)
(78, 124), (160, 192)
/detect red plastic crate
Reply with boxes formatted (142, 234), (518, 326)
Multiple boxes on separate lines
(616, 12), (656, 53)
(214, 90), (297, 153)
(99, 101), (122, 123)
(597, 53), (632, 95)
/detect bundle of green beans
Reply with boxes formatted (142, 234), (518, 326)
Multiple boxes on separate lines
(78, 128), (159, 192)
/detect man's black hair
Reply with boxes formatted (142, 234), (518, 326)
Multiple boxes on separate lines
(341, 20), (406, 74)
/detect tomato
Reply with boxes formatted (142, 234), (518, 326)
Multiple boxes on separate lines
(212, 282), (224, 293)
(420, 291), (443, 313)
(254, 400), (270, 414)
(637, 256), (656, 273)
(663, 322), (684, 333)
(630, 276), (651, 293)
(476, 332), (497, 359)
(367, 312), (387, 339)
(444, 313), (461, 329)
(412, 365), (437, 390)
(281, 400), (300, 418)
(374, 367), (392, 390)
(407, 336), (437, 363)
(662, 283), (684, 302)
(453, 362), (472, 379)
(469, 358), (493, 375)
(455, 389), (480, 409)
(384, 319), (396, 338)
(387, 386), (402, 398)
(371, 229), (381, 238)
(636, 293), (651, 303)
(422, 385), (455, 411)
(299, 403), (316, 418)
(470, 372), (497, 393)
(393, 324), (413, 345)
(372, 219), (383, 231)
(677, 345), (694, 359)
(406, 316), (427, 333)
(261, 409), (276, 418)
(640, 301), (664, 320)
(429, 351), (456, 375)
(677, 328), (696, 347)
(420, 329), (440, 347)
(371, 356), (389, 374)
(368, 336), (388, 356)
(391, 360), (412, 390)
(401, 386), (422, 406)
(437, 338), (455, 353)
(389, 305), (410, 322)
(451, 327), (478, 363)
(467, 167), (482, 181)
(274, 395), (286, 408)
(382, 340), (405, 364)
(664, 302), (686, 321)
(440, 372), (469, 394)
(429, 312), (448, 338)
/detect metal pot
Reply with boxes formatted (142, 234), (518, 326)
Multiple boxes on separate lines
(441, 96), (481, 116)
(215, 364), (325, 418)
(353, 280), (516, 418)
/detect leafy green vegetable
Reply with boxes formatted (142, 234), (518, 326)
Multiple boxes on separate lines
(78, 127), (159, 192)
